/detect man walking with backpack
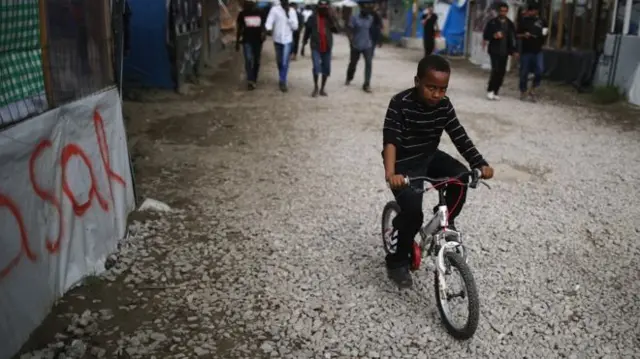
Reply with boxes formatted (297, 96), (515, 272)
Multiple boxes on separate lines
(265, 0), (299, 92)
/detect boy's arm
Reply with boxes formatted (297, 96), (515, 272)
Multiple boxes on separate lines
(443, 101), (488, 169)
(382, 97), (404, 178)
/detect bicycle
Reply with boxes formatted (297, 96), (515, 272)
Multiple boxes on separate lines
(380, 168), (491, 340)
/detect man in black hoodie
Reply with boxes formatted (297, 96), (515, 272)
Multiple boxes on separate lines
(482, 2), (517, 100)
(236, 0), (267, 90)
(301, 0), (338, 97)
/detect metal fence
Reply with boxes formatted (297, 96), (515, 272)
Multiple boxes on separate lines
(0, 0), (48, 127)
(0, 0), (117, 130)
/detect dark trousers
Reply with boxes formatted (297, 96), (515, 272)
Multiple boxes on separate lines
(519, 52), (543, 92)
(487, 53), (508, 95)
(346, 46), (373, 86)
(242, 42), (263, 83)
(423, 37), (435, 57)
(292, 30), (301, 56)
(387, 150), (469, 268)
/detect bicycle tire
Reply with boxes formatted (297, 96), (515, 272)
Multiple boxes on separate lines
(434, 251), (480, 340)
(381, 201), (401, 255)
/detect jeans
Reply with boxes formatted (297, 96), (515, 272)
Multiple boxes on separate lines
(387, 150), (469, 268)
(242, 42), (263, 83)
(311, 49), (332, 76)
(346, 46), (373, 87)
(487, 53), (508, 95)
(274, 42), (292, 84)
(519, 52), (543, 92)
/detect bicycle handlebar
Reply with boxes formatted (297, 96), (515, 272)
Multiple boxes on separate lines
(403, 168), (491, 191)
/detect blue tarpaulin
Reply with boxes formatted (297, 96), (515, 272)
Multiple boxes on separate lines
(124, 0), (174, 89)
(402, 0), (468, 56)
(441, 0), (467, 56)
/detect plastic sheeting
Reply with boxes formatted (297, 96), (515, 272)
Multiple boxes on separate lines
(628, 63), (640, 106)
(0, 88), (135, 359)
(124, 0), (174, 89)
(402, 0), (468, 55)
(440, 0), (467, 55)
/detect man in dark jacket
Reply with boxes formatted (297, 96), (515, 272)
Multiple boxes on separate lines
(517, 3), (547, 102)
(301, 0), (338, 97)
(482, 2), (517, 100)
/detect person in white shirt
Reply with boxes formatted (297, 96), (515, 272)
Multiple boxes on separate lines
(265, 0), (299, 92)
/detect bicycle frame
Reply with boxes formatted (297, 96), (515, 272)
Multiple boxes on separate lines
(414, 187), (466, 279)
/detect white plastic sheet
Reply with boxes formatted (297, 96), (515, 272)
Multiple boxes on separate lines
(627, 63), (640, 106)
(0, 88), (135, 359)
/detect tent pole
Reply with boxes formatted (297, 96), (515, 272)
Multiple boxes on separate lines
(622, 0), (632, 35)
(463, 0), (471, 57)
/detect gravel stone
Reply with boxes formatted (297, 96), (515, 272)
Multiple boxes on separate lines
(15, 35), (640, 359)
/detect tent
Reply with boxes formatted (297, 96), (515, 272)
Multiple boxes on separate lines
(438, 0), (468, 56)
(333, 0), (358, 7)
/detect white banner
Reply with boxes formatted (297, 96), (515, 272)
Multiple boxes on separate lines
(0, 88), (135, 359)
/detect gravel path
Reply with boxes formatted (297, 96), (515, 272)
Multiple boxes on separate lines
(18, 35), (640, 359)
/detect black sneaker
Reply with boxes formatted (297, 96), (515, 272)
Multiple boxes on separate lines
(362, 85), (372, 93)
(311, 88), (319, 97)
(387, 265), (413, 289)
(319, 89), (328, 96)
(279, 82), (288, 93)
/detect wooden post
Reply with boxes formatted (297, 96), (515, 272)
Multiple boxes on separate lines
(101, 0), (115, 83)
(556, 0), (565, 48)
(38, 0), (54, 108)
(411, 0), (418, 38)
(201, 0), (211, 67)
(546, 0), (553, 47)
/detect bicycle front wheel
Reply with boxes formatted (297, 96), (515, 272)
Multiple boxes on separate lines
(434, 251), (480, 340)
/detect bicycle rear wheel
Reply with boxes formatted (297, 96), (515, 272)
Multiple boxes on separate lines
(381, 201), (400, 255)
(434, 251), (479, 340)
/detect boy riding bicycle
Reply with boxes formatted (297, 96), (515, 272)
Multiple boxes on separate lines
(382, 55), (494, 288)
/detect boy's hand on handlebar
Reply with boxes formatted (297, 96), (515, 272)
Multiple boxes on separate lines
(480, 166), (494, 179)
(386, 174), (406, 189)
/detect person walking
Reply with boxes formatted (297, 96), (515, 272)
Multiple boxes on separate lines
(236, 0), (266, 90)
(265, 0), (299, 92)
(517, 3), (547, 102)
(421, 4), (439, 57)
(346, 2), (375, 93)
(301, 0), (338, 97)
(289, 1), (305, 61)
(482, 1), (517, 101)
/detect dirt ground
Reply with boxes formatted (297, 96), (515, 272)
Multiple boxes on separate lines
(13, 38), (640, 359)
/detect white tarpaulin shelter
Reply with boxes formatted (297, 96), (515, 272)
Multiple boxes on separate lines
(628, 63), (640, 106)
(0, 88), (135, 359)
(333, 0), (358, 7)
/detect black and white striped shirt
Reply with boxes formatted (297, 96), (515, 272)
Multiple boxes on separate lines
(382, 88), (488, 168)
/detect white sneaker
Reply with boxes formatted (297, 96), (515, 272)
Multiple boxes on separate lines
(494, 94), (501, 101)
(486, 91), (495, 100)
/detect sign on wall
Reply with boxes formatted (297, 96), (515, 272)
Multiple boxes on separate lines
(0, 87), (135, 359)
